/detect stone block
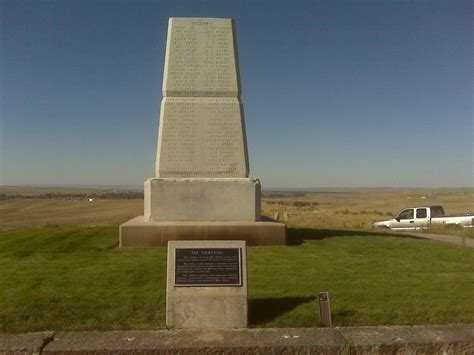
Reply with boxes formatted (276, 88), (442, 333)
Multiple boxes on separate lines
(163, 18), (240, 98)
(155, 97), (249, 178)
(119, 217), (286, 247)
(166, 241), (247, 329)
(144, 178), (260, 222)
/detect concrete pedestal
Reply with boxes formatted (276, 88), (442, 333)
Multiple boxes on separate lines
(119, 216), (286, 246)
(145, 178), (260, 222)
(166, 241), (248, 329)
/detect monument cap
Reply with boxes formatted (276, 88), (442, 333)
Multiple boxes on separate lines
(163, 17), (241, 98)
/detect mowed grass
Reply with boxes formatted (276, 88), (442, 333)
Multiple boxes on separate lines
(0, 227), (473, 333)
(418, 225), (474, 239)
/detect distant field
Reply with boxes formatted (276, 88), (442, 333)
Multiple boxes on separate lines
(0, 227), (472, 332)
(0, 186), (143, 228)
(0, 199), (143, 228)
(263, 188), (474, 230)
(1, 186), (472, 234)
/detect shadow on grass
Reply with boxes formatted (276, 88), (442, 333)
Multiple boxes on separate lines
(287, 228), (424, 246)
(332, 308), (356, 321)
(249, 296), (315, 325)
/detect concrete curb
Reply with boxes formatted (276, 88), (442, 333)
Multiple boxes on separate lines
(338, 324), (474, 354)
(1, 324), (472, 354)
(43, 328), (344, 354)
(0, 331), (54, 355)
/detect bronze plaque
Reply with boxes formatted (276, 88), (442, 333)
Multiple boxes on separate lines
(174, 248), (242, 287)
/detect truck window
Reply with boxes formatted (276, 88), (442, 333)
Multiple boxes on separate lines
(416, 208), (427, 218)
(431, 206), (445, 217)
(398, 209), (414, 220)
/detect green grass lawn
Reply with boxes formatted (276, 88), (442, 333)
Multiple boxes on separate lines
(418, 225), (474, 239)
(0, 227), (473, 333)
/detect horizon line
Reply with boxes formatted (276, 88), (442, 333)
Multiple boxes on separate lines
(1, 184), (473, 191)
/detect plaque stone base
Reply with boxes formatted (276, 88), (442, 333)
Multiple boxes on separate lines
(144, 178), (260, 222)
(166, 240), (247, 329)
(119, 217), (286, 247)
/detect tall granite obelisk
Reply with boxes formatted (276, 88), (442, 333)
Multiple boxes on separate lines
(120, 18), (285, 246)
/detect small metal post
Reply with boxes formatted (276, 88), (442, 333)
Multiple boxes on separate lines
(318, 291), (332, 327)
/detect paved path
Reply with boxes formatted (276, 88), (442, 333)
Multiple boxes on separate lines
(403, 231), (474, 248)
(1, 325), (473, 354)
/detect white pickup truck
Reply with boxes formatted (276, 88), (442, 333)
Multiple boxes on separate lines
(372, 205), (474, 230)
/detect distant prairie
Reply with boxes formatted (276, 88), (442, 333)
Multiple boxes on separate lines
(1, 186), (472, 234)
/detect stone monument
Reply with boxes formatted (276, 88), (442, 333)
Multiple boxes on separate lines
(120, 17), (286, 246)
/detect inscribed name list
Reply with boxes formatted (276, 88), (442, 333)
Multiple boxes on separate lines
(156, 97), (248, 178)
(163, 18), (240, 97)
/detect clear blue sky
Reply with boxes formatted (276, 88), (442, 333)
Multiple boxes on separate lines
(1, 0), (472, 188)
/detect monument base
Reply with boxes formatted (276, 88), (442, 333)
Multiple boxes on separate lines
(119, 216), (286, 247)
(145, 178), (261, 222)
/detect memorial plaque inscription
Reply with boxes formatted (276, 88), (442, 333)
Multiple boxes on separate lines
(174, 248), (242, 287)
